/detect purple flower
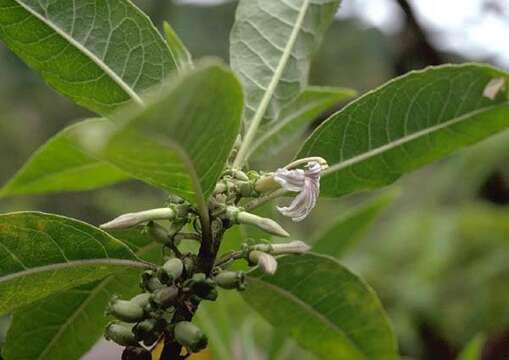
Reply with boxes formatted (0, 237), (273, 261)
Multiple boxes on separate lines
(274, 161), (322, 222)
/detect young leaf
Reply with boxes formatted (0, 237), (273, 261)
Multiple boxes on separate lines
(74, 62), (243, 221)
(242, 253), (398, 360)
(230, 0), (340, 123)
(2, 229), (159, 360)
(312, 190), (398, 257)
(249, 86), (356, 160)
(298, 64), (509, 197)
(164, 21), (193, 71)
(0, 119), (128, 198)
(0, 0), (177, 115)
(0, 212), (148, 315)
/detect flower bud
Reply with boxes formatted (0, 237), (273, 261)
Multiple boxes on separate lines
(105, 322), (138, 346)
(122, 346), (151, 360)
(269, 240), (311, 255)
(248, 250), (278, 275)
(174, 321), (208, 353)
(214, 271), (246, 291)
(151, 286), (179, 308)
(158, 258), (184, 284)
(100, 208), (175, 230)
(228, 207), (289, 238)
(107, 298), (145, 323)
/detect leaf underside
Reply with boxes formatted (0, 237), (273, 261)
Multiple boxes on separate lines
(230, 0), (340, 123)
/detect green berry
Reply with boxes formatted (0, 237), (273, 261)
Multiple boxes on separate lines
(174, 321), (208, 353)
(159, 258), (184, 284)
(214, 271), (246, 290)
(105, 323), (137, 347)
(107, 298), (145, 323)
(151, 286), (179, 308)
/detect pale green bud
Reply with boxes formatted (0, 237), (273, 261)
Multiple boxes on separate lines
(248, 250), (278, 275)
(100, 208), (175, 230)
(228, 207), (289, 238)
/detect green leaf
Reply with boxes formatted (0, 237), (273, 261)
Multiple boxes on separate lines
(0, 212), (148, 316)
(2, 229), (159, 360)
(312, 190), (398, 257)
(298, 64), (509, 197)
(457, 334), (485, 360)
(230, 0), (340, 123)
(163, 21), (193, 72)
(0, 119), (128, 198)
(242, 253), (398, 360)
(249, 86), (356, 160)
(0, 0), (176, 115)
(74, 62), (243, 217)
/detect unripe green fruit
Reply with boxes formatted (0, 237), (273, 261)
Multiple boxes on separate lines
(105, 323), (138, 346)
(122, 346), (151, 360)
(183, 256), (195, 275)
(214, 271), (246, 290)
(133, 319), (161, 347)
(189, 273), (217, 300)
(130, 293), (151, 308)
(151, 286), (179, 308)
(107, 299), (145, 323)
(140, 270), (164, 292)
(174, 321), (208, 353)
(158, 258), (184, 284)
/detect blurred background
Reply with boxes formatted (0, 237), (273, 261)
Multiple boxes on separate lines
(1, 0), (509, 359)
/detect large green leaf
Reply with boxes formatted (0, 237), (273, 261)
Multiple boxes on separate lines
(242, 253), (398, 360)
(0, 0), (176, 115)
(0, 119), (128, 198)
(298, 64), (509, 197)
(74, 62), (243, 218)
(0, 212), (148, 315)
(2, 229), (159, 360)
(230, 0), (340, 123)
(312, 190), (398, 257)
(249, 86), (356, 160)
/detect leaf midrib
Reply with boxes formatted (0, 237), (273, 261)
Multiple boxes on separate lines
(234, 0), (312, 167)
(14, 0), (144, 107)
(247, 276), (367, 360)
(0, 258), (149, 285)
(323, 102), (509, 176)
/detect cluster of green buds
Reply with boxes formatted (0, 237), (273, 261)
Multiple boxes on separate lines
(104, 252), (248, 357)
(100, 159), (321, 358)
